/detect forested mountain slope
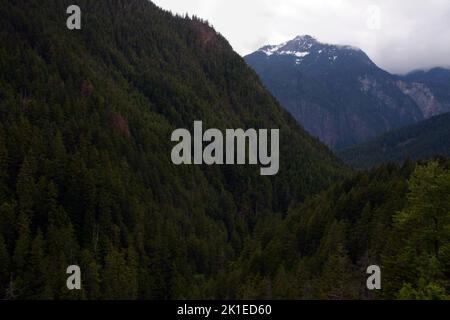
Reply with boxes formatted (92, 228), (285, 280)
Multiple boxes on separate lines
(0, 0), (345, 299)
(216, 160), (450, 299)
(2, 0), (448, 301)
(338, 112), (450, 169)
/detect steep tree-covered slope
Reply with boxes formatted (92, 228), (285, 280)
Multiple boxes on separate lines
(2, 0), (448, 302)
(0, 0), (346, 299)
(338, 112), (450, 169)
(215, 160), (450, 299)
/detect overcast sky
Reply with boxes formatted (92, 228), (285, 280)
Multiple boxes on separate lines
(152, 0), (450, 74)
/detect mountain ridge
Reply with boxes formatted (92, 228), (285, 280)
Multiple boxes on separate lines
(338, 111), (450, 169)
(0, 0), (346, 299)
(245, 35), (450, 150)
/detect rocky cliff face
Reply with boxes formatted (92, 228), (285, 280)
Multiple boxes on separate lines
(399, 67), (450, 118)
(396, 80), (447, 118)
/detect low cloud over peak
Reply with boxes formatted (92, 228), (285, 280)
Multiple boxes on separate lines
(153, 0), (450, 74)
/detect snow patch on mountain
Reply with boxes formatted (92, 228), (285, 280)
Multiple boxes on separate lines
(279, 50), (310, 58)
(257, 35), (362, 61)
(260, 42), (287, 56)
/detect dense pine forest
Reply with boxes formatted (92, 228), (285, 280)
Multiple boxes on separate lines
(0, 0), (449, 300)
(218, 159), (450, 299)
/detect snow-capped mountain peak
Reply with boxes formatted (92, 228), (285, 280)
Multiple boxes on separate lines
(258, 35), (318, 58)
(257, 35), (363, 64)
(292, 35), (318, 47)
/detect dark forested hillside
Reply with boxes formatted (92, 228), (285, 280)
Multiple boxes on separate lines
(215, 160), (450, 299)
(0, 0), (345, 299)
(1, 0), (449, 301)
(338, 112), (450, 169)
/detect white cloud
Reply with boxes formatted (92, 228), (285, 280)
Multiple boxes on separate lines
(152, 0), (450, 74)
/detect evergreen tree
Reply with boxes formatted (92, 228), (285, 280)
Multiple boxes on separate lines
(0, 234), (9, 298)
(386, 161), (450, 299)
(16, 154), (36, 215)
(11, 211), (31, 298)
(0, 132), (8, 202)
(25, 230), (52, 299)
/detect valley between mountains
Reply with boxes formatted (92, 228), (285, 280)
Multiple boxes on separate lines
(0, 0), (449, 300)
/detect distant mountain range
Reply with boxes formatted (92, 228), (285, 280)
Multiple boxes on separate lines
(245, 35), (450, 150)
(338, 111), (450, 169)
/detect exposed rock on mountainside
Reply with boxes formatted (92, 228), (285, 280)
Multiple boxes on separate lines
(245, 36), (450, 150)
